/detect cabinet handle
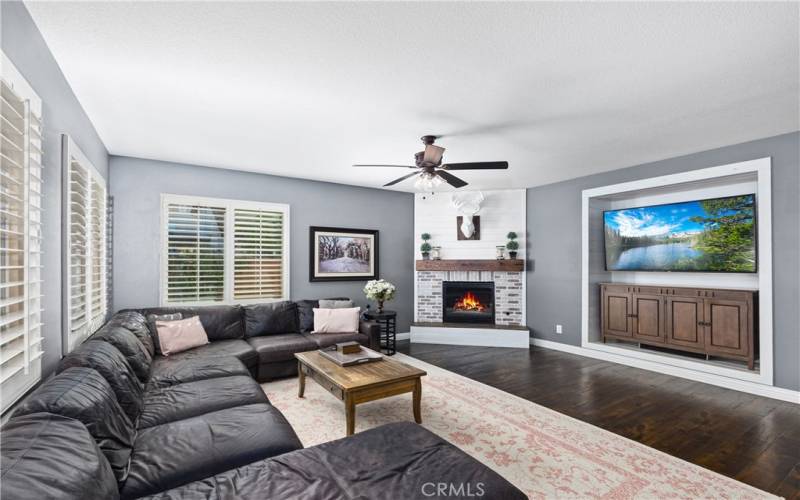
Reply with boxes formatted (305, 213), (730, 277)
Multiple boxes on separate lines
(627, 314), (638, 318)
(697, 321), (711, 326)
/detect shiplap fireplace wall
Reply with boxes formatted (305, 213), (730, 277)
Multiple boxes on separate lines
(412, 189), (527, 327)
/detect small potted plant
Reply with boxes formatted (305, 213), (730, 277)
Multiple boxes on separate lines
(364, 279), (396, 314)
(506, 232), (519, 259)
(420, 233), (432, 260)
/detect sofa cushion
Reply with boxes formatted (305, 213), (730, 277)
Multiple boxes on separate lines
(121, 404), (302, 499)
(305, 331), (370, 349)
(247, 333), (317, 364)
(138, 422), (526, 500)
(161, 339), (258, 368)
(243, 301), (299, 337)
(90, 325), (153, 383)
(11, 368), (135, 483)
(107, 311), (154, 357)
(147, 355), (251, 390)
(0, 413), (120, 500)
(57, 340), (144, 424)
(135, 305), (245, 343)
(295, 300), (318, 333)
(139, 375), (269, 428)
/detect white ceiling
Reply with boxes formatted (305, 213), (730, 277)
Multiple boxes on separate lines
(27, 1), (799, 191)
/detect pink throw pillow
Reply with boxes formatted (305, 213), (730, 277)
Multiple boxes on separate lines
(312, 307), (360, 334)
(156, 316), (209, 355)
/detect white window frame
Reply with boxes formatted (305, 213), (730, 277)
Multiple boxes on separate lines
(159, 194), (290, 306)
(1, 52), (44, 413)
(61, 135), (107, 355)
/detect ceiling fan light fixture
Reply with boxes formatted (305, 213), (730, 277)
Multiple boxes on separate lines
(414, 172), (443, 192)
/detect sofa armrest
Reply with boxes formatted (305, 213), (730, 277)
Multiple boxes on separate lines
(359, 320), (381, 351)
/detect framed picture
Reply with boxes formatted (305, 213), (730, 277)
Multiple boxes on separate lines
(309, 226), (379, 282)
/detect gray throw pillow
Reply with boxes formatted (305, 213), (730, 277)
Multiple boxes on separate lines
(318, 299), (354, 309)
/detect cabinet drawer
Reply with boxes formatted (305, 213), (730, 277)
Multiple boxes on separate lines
(308, 369), (344, 400)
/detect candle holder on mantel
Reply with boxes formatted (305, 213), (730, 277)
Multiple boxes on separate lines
(431, 246), (442, 260)
(496, 245), (506, 260)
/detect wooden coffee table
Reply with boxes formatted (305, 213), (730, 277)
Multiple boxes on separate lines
(295, 350), (427, 436)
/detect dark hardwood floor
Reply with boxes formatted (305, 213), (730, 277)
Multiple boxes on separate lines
(397, 341), (800, 498)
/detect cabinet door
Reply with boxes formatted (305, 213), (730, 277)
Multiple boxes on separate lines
(704, 299), (749, 357)
(602, 288), (632, 338)
(666, 297), (704, 349)
(632, 293), (665, 343)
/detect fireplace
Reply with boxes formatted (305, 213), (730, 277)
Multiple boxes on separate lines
(442, 281), (495, 324)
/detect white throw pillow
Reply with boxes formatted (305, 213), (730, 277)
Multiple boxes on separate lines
(312, 307), (361, 334)
(156, 316), (209, 355)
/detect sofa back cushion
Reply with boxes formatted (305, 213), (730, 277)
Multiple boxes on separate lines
(89, 325), (152, 383)
(106, 311), (154, 356)
(136, 305), (245, 343)
(244, 301), (299, 337)
(0, 413), (120, 500)
(57, 341), (144, 424)
(11, 368), (135, 484)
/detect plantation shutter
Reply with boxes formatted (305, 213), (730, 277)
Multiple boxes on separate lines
(161, 195), (289, 305)
(1, 54), (44, 412)
(233, 208), (285, 300)
(89, 176), (107, 330)
(164, 202), (226, 303)
(62, 136), (107, 354)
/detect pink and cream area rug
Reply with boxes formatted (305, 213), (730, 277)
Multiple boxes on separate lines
(262, 353), (773, 499)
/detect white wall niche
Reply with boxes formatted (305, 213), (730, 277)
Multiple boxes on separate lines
(581, 158), (773, 387)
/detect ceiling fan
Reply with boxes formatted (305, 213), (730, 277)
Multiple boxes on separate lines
(353, 135), (508, 190)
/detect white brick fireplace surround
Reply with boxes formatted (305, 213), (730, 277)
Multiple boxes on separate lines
(411, 189), (529, 348)
(416, 270), (523, 326)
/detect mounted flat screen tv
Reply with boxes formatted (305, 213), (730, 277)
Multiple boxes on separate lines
(603, 194), (756, 273)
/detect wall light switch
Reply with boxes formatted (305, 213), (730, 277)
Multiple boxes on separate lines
(555, 324), (563, 334)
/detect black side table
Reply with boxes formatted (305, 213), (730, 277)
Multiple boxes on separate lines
(363, 310), (397, 355)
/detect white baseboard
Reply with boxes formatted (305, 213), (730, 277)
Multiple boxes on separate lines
(531, 338), (799, 404)
(412, 325), (530, 348)
(396, 332), (410, 341)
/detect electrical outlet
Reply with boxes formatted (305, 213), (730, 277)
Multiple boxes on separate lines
(555, 324), (563, 334)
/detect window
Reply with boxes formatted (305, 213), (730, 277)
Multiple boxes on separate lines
(62, 135), (107, 354)
(161, 195), (289, 305)
(1, 53), (44, 413)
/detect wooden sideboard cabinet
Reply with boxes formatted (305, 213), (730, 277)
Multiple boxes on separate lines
(600, 283), (757, 370)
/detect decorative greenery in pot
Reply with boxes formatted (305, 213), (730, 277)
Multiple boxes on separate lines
(506, 232), (519, 259)
(420, 233), (432, 260)
(364, 279), (396, 314)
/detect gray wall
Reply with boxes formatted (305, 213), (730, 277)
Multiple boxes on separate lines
(1, 1), (109, 377)
(526, 132), (800, 391)
(110, 156), (415, 333)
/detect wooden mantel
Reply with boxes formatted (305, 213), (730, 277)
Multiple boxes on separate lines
(415, 259), (524, 272)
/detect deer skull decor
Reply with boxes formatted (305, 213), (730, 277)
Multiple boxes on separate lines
(451, 191), (485, 240)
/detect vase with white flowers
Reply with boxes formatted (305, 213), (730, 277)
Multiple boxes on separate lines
(364, 279), (396, 314)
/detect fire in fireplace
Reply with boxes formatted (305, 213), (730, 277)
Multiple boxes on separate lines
(443, 281), (495, 324)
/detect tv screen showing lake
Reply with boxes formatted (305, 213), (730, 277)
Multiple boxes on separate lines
(604, 194), (756, 273)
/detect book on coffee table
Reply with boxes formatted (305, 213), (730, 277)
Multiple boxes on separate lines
(318, 345), (383, 367)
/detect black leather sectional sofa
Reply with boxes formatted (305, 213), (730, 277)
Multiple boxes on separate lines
(1, 300), (526, 499)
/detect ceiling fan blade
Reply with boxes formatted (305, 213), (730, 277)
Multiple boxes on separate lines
(422, 145), (445, 165)
(383, 171), (420, 187)
(353, 164), (417, 168)
(441, 161), (508, 170)
(436, 170), (468, 188)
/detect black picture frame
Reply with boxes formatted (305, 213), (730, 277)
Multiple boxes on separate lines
(309, 226), (379, 282)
